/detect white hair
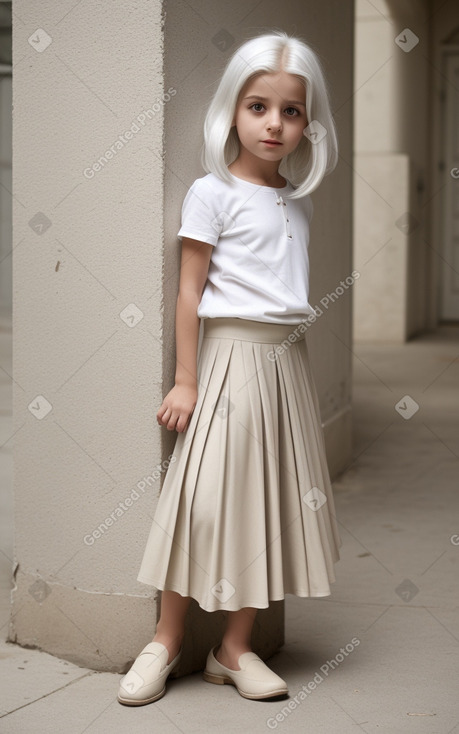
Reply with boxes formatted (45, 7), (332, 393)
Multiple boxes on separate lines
(200, 30), (338, 200)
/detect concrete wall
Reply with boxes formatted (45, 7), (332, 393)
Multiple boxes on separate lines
(353, 0), (430, 341)
(429, 0), (459, 325)
(11, 0), (168, 672)
(11, 0), (353, 673)
(297, 6), (354, 476)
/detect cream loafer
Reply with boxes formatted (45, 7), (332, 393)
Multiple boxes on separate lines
(118, 641), (182, 705)
(203, 644), (288, 699)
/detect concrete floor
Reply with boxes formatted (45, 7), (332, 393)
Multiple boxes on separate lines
(1, 309), (458, 733)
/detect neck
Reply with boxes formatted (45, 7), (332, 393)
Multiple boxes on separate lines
(228, 151), (285, 187)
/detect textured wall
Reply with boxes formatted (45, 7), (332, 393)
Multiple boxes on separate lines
(11, 0), (167, 670)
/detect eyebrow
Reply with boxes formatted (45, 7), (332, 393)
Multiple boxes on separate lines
(243, 95), (306, 107)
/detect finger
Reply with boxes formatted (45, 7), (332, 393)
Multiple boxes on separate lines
(158, 407), (170, 425)
(177, 411), (191, 433)
(178, 412), (191, 433)
(166, 411), (179, 431)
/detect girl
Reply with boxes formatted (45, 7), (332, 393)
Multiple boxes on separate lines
(118, 29), (342, 705)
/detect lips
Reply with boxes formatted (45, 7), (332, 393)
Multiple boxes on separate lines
(262, 140), (282, 145)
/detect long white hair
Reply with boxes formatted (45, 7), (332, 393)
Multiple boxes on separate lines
(201, 30), (338, 200)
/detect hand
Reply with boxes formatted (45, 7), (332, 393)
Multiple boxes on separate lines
(157, 383), (198, 433)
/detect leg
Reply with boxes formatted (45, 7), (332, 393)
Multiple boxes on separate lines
(152, 590), (192, 664)
(215, 607), (258, 670)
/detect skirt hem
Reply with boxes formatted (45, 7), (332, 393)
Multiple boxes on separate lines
(136, 576), (337, 612)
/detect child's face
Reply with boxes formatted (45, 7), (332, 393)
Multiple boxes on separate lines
(231, 70), (308, 164)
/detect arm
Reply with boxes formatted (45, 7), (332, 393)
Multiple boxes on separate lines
(157, 237), (213, 433)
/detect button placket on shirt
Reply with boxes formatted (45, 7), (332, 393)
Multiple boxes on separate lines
(275, 195), (293, 239)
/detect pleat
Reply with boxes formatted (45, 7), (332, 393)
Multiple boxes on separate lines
(137, 322), (342, 612)
(136, 336), (234, 600)
(277, 340), (342, 595)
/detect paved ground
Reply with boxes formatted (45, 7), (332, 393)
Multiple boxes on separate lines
(1, 310), (458, 733)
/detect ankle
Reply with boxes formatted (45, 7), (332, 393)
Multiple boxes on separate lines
(219, 640), (252, 654)
(153, 628), (185, 646)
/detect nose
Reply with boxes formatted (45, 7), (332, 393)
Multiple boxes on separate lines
(266, 109), (282, 131)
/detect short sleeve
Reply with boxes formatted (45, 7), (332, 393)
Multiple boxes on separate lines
(177, 178), (223, 246)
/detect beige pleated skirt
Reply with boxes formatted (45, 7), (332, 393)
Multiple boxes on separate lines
(137, 317), (342, 612)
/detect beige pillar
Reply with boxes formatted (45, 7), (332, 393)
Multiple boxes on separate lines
(353, 0), (431, 341)
(11, 0), (353, 674)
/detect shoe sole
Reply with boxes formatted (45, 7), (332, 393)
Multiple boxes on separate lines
(202, 670), (288, 699)
(117, 686), (166, 706)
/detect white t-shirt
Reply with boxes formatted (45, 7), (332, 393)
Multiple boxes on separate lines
(177, 170), (316, 325)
